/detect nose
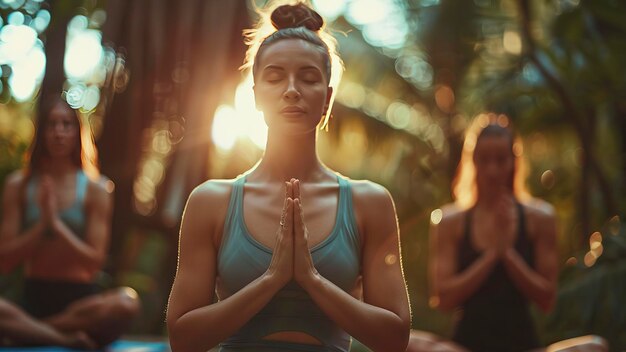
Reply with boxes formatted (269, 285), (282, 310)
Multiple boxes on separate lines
(283, 77), (301, 100)
(47, 121), (73, 136)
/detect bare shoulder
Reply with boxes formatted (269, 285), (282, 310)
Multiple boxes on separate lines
(521, 198), (556, 222)
(521, 198), (556, 242)
(86, 175), (114, 202)
(345, 179), (395, 243)
(187, 178), (238, 206)
(434, 203), (465, 239)
(2, 170), (26, 200)
(183, 178), (239, 224)
(438, 203), (465, 225)
(181, 178), (239, 247)
(4, 169), (25, 189)
(347, 179), (392, 204)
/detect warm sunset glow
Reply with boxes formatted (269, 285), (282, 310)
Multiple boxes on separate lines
(212, 74), (267, 151)
(384, 254), (397, 265)
(430, 208), (443, 225)
(503, 30), (522, 55)
(428, 296), (440, 309)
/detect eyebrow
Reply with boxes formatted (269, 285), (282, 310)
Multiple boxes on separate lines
(262, 65), (322, 73)
(262, 65), (284, 72)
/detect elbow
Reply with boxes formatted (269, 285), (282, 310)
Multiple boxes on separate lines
(396, 325), (411, 352)
(377, 333), (409, 352)
(531, 279), (557, 313)
(166, 312), (183, 352)
(370, 337), (408, 352)
(369, 316), (410, 352)
(167, 315), (210, 352)
(87, 252), (106, 273)
(167, 319), (188, 352)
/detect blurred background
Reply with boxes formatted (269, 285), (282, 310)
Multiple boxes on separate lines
(0, 0), (625, 350)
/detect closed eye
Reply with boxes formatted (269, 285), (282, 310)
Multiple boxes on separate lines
(300, 71), (321, 84)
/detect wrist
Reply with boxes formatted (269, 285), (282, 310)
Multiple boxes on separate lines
(297, 270), (322, 292)
(49, 216), (64, 234)
(482, 248), (500, 262)
(262, 270), (290, 292)
(502, 247), (516, 262)
(33, 220), (49, 236)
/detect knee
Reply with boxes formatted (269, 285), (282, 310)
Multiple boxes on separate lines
(88, 288), (141, 347)
(0, 299), (21, 320)
(113, 287), (141, 320)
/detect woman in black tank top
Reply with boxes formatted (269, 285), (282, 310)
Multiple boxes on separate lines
(429, 115), (559, 352)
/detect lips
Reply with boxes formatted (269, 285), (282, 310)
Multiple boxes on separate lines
(280, 106), (306, 114)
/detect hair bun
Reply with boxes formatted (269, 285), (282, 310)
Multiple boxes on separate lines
(271, 4), (324, 32)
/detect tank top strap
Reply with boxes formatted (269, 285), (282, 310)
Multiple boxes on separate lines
(514, 201), (534, 261)
(25, 175), (38, 205)
(76, 171), (89, 205)
(335, 174), (361, 248)
(221, 175), (246, 246)
(336, 175), (351, 222)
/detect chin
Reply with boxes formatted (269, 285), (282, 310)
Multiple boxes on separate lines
(48, 150), (72, 159)
(270, 123), (318, 136)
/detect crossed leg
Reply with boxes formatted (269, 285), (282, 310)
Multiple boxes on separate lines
(406, 330), (469, 352)
(0, 286), (140, 349)
(0, 298), (94, 348)
(43, 286), (141, 347)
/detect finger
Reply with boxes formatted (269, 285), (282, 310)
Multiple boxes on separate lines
(292, 178), (299, 190)
(286, 180), (293, 199)
(293, 179), (301, 201)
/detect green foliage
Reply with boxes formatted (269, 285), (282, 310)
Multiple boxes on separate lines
(0, 133), (27, 303)
(540, 218), (626, 351)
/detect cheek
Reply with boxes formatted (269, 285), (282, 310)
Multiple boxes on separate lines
(254, 86), (281, 111)
(44, 132), (55, 145)
(309, 89), (328, 113)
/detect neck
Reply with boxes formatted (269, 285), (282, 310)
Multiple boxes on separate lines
(475, 187), (514, 209)
(252, 129), (328, 183)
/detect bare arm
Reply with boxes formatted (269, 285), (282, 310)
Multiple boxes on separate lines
(429, 207), (499, 311)
(49, 180), (112, 272)
(501, 205), (558, 312)
(167, 182), (294, 352)
(295, 181), (410, 352)
(0, 172), (46, 273)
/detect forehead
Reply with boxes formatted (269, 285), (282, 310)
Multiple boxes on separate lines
(48, 103), (75, 121)
(474, 135), (512, 154)
(257, 38), (326, 71)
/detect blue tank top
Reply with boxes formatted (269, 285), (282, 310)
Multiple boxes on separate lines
(217, 174), (362, 352)
(23, 171), (89, 238)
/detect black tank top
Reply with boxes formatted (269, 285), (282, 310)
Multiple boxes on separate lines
(452, 202), (541, 352)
